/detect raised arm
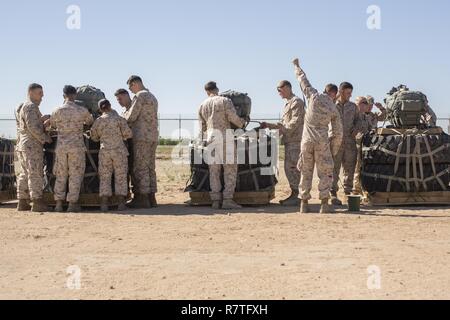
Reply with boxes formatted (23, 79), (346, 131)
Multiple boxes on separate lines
(292, 58), (318, 100)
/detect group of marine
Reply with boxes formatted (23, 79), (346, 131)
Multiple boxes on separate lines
(14, 58), (437, 213)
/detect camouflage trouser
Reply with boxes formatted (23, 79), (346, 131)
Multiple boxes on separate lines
(331, 139), (357, 195)
(284, 142), (301, 191)
(209, 164), (238, 201)
(16, 147), (44, 200)
(206, 141), (238, 201)
(298, 141), (334, 201)
(53, 149), (85, 203)
(353, 136), (363, 194)
(99, 149), (129, 197)
(132, 141), (157, 195)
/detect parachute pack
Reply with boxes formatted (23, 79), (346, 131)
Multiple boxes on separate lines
(385, 85), (429, 128)
(220, 90), (252, 119)
(75, 85), (106, 116)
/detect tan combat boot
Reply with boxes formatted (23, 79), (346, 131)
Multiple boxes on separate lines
(320, 198), (334, 214)
(221, 199), (242, 210)
(211, 201), (221, 210)
(67, 202), (81, 213)
(55, 200), (64, 213)
(300, 200), (309, 214)
(149, 193), (158, 208)
(100, 197), (109, 212)
(116, 196), (127, 211)
(127, 194), (150, 209)
(331, 192), (343, 206)
(17, 199), (31, 212)
(31, 198), (49, 213)
(280, 189), (300, 207)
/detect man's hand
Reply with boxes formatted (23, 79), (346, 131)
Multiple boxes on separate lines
(43, 119), (51, 128)
(292, 58), (300, 68)
(41, 115), (50, 123)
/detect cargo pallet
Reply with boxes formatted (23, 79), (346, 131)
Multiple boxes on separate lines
(0, 190), (16, 204)
(367, 191), (450, 206)
(188, 190), (275, 206)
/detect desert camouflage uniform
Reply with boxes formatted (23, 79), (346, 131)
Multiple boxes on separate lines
(49, 101), (94, 203)
(279, 95), (305, 191)
(294, 66), (343, 200)
(91, 111), (133, 197)
(331, 100), (367, 195)
(198, 95), (246, 201)
(123, 89), (158, 195)
(354, 110), (386, 193)
(15, 101), (48, 200)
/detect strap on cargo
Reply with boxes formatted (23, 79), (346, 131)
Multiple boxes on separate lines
(405, 135), (411, 192)
(423, 135), (447, 191)
(362, 143), (450, 159)
(387, 138), (404, 192)
(362, 167), (450, 184)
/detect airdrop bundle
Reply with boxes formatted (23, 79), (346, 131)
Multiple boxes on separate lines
(361, 85), (450, 205)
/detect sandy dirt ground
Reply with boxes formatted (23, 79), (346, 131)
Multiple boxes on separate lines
(1, 153), (450, 300)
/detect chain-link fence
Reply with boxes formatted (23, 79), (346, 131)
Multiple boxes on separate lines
(1, 116), (449, 141)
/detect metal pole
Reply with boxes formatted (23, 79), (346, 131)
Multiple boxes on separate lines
(179, 114), (182, 141)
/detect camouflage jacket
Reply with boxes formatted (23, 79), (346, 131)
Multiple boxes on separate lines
(123, 89), (159, 143)
(335, 100), (367, 144)
(49, 101), (94, 152)
(198, 95), (246, 143)
(294, 66), (343, 152)
(279, 95), (305, 144)
(16, 101), (48, 152)
(91, 111), (132, 153)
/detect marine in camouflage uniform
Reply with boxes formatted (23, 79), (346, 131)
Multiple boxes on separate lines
(331, 83), (367, 205)
(123, 76), (159, 208)
(91, 99), (132, 211)
(15, 84), (52, 212)
(198, 81), (247, 210)
(353, 96), (386, 195)
(292, 59), (343, 213)
(262, 81), (305, 206)
(49, 86), (94, 212)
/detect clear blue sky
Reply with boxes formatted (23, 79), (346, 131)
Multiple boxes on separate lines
(1, 0), (449, 137)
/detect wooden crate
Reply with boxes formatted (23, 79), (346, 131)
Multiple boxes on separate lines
(189, 190), (275, 206)
(367, 191), (450, 206)
(43, 193), (131, 208)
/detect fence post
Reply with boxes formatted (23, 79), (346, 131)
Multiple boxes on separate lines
(179, 114), (182, 141)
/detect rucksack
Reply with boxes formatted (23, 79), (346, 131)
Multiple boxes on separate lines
(385, 87), (429, 128)
(219, 90), (252, 118)
(75, 85), (106, 115)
